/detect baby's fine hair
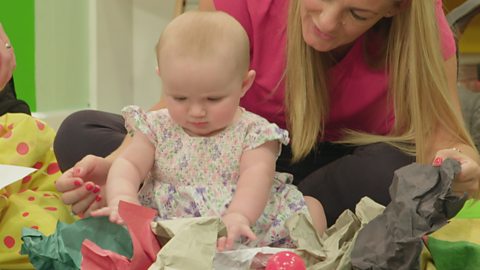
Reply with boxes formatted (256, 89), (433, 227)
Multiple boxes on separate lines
(156, 11), (250, 73)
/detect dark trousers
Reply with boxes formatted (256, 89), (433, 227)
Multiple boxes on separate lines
(53, 110), (415, 225)
(280, 143), (414, 225)
(53, 110), (126, 172)
(0, 78), (31, 116)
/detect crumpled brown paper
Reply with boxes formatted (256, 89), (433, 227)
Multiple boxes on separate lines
(148, 198), (384, 270)
(149, 217), (225, 269)
(147, 160), (463, 269)
(350, 159), (466, 270)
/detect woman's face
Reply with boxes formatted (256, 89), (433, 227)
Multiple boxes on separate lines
(300, 0), (399, 52)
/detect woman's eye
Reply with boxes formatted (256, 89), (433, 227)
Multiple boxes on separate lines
(350, 10), (367, 21)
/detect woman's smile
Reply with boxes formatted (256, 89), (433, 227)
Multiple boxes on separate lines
(313, 24), (335, 41)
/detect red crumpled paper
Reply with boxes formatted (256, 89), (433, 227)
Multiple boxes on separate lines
(80, 201), (161, 269)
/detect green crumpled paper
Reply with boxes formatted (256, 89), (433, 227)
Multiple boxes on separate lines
(148, 197), (384, 270)
(20, 216), (133, 270)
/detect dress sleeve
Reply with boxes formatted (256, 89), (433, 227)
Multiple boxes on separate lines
(436, 0), (456, 60)
(243, 116), (290, 156)
(121, 105), (160, 146)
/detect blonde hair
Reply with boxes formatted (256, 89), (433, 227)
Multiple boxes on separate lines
(156, 11), (250, 74)
(286, 0), (476, 163)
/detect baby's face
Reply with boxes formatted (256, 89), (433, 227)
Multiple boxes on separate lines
(160, 57), (245, 137)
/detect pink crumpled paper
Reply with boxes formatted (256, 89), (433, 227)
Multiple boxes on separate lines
(80, 201), (161, 269)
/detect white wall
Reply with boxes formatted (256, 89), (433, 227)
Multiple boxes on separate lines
(35, 0), (90, 112)
(35, 0), (176, 128)
(132, 0), (174, 110)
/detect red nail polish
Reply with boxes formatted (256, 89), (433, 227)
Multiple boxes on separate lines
(74, 180), (82, 187)
(93, 185), (100, 193)
(85, 183), (94, 191)
(95, 195), (102, 202)
(433, 157), (443, 166)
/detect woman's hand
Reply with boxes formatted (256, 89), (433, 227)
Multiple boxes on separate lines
(0, 24), (16, 90)
(217, 212), (257, 251)
(433, 147), (480, 198)
(55, 155), (111, 216)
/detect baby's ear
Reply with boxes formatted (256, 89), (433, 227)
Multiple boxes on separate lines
(241, 70), (256, 97)
(155, 66), (160, 76)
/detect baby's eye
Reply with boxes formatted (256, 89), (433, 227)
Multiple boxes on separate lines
(207, 97), (223, 102)
(173, 97), (187, 101)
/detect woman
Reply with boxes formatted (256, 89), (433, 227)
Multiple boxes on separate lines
(55, 0), (480, 225)
(0, 23), (15, 90)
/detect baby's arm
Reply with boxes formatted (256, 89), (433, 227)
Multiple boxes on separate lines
(218, 140), (278, 251)
(91, 131), (155, 224)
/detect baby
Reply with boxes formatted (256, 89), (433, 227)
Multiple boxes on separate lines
(91, 10), (327, 250)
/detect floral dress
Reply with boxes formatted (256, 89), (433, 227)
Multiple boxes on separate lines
(122, 106), (310, 247)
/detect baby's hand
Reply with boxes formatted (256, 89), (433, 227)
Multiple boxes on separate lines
(90, 205), (123, 224)
(90, 196), (139, 224)
(217, 212), (257, 251)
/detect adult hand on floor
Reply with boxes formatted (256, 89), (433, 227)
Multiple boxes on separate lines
(55, 155), (110, 216)
(0, 24), (16, 90)
(433, 147), (480, 199)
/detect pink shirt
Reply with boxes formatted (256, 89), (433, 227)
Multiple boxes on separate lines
(214, 0), (456, 141)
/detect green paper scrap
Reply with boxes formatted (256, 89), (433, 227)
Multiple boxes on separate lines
(428, 237), (480, 269)
(20, 227), (78, 270)
(21, 216), (134, 270)
(455, 199), (480, 219)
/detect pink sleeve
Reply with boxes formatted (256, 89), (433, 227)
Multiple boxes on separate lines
(213, 0), (253, 41)
(436, 0), (456, 59)
(212, 0), (290, 128)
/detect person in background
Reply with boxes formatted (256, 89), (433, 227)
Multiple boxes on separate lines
(0, 23), (15, 90)
(55, 0), (480, 225)
(0, 23), (30, 116)
(0, 24), (73, 268)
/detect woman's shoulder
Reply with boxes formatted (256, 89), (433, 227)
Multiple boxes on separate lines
(213, 0), (288, 35)
(435, 0), (456, 59)
(213, 0), (287, 16)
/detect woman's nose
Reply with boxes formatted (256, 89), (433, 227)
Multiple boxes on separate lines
(317, 6), (343, 32)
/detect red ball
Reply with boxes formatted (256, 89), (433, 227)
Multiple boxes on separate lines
(265, 251), (306, 270)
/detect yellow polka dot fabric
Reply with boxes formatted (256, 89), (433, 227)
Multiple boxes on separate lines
(0, 113), (77, 269)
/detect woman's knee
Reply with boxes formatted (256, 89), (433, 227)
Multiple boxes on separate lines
(54, 110), (126, 171)
(298, 143), (414, 225)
